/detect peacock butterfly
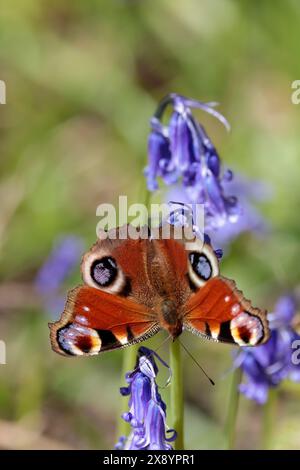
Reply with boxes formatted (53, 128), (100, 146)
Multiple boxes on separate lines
(49, 223), (270, 356)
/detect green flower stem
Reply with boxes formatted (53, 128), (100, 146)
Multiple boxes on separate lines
(224, 368), (242, 449)
(116, 344), (138, 439)
(170, 339), (184, 450)
(262, 388), (277, 450)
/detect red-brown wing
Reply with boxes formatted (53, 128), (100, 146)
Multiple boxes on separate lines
(49, 285), (159, 356)
(183, 276), (270, 346)
(81, 227), (159, 308)
(150, 236), (191, 306)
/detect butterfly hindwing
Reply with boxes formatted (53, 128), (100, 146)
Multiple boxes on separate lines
(49, 285), (159, 356)
(183, 276), (269, 346)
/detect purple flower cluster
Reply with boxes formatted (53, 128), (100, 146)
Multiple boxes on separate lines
(116, 347), (176, 450)
(145, 94), (240, 231)
(236, 296), (300, 404)
(166, 174), (269, 251)
(205, 174), (270, 250)
(35, 235), (84, 317)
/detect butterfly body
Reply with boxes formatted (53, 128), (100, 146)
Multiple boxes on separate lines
(159, 299), (183, 338)
(49, 224), (270, 356)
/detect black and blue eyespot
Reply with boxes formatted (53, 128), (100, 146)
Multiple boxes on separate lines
(189, 252), (212, 281)
(91, 256), (118, 287)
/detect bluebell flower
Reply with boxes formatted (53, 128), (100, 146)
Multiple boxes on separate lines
(166, 201), (223, 260)
(235, 295), (300, 404)
(165, 172), (270, 250)
(35, 235), (84, 317)
(145, 94), (241, 230)
(205, 174), (270, 249)
(116, 346), (176, 450)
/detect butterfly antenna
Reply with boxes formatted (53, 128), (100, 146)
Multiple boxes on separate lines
(178, 338), (215, 386)
(153, 334), (173, 387)
(154, 333), (172, 353)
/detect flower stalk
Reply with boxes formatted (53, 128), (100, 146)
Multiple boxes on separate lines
(262, 388), (277, 450)
(224, 368), (242, 450)
(170, 339), (184, 450)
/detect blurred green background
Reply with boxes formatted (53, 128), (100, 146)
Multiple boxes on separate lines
(0, 0), (300, 450)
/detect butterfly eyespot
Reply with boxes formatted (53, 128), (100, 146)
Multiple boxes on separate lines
(83, 252), (127, 294)
(57, 323), (102, 356)
(187, 244), (219, 288)
(91, 256), (118, 287)
(189, 252), (212, 281)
